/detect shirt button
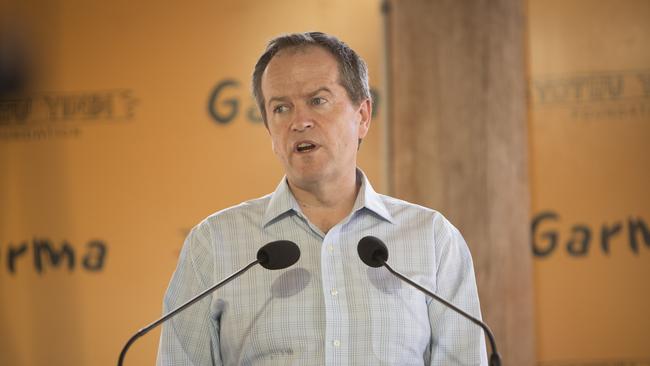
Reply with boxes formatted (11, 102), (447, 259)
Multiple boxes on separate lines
(330, 288), (338, 296)
(333, 339), (341, 347)
(327, 245), (334, 253)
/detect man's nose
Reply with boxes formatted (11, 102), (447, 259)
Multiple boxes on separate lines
(291, 107), (314, 132)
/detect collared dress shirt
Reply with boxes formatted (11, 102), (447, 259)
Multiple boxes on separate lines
(157, 171), (487, 365)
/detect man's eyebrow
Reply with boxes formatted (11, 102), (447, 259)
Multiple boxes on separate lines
(267, 95), (289, 107)
(267, 87), (334, 107)
(307, 87), (333, 98)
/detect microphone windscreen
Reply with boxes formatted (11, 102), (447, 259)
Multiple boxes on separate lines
(257, 240), (300, 270)
(357, 236), (389, 268)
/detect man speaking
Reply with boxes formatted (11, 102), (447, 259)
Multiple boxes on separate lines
(157, 32), (487, 365)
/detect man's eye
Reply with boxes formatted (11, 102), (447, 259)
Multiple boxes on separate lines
(311, 97), (327, 106)
(273, 105), (289, 114)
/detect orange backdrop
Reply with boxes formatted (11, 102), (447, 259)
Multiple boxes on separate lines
(528, 0), (650, 364)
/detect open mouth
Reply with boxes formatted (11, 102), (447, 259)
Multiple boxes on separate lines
(295, 142), (317, 153)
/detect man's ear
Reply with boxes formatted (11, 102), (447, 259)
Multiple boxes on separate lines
(357, 98), (372, 139)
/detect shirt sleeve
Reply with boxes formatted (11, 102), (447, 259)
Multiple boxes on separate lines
(428, 216), (488, 366)
(156, 224), (223, 366)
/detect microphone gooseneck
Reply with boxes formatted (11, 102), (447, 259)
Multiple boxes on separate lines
(357, 236), (502, 366)
(118, 240), (300, 366)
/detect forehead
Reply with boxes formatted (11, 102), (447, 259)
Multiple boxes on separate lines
(261, 46), (341, 98)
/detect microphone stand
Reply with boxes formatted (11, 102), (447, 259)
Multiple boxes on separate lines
(381, 260), (502, 366)
(117, 259), (260, 366)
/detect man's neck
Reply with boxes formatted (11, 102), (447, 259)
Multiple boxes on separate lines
(288, 170), (361, 234)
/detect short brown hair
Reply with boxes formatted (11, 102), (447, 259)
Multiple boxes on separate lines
(252, 32), (371, 125)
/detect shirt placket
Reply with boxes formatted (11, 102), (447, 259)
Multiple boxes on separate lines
(321, 226), (350, 366)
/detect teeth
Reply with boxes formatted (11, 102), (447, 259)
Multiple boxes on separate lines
(297, 142), (315, 152)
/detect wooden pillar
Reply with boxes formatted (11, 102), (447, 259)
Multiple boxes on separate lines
(384, 0), (535, 364)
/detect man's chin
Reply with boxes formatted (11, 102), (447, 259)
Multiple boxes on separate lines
(290, 172), (324, 186)
(286, 168), (328, 187)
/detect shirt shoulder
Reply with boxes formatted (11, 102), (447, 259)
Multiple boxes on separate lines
(189, 193), (273, 239)
(378, 194), (451, 225)
(375, 193), (465, 250)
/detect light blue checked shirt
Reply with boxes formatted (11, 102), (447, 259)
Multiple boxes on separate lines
(157, 171), (487, 365)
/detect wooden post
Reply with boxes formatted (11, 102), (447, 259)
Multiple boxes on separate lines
(385, 0), (536, 364)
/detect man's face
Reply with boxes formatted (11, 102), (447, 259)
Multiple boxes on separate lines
(261, 46), (371, 188)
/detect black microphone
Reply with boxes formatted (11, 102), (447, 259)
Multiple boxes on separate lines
(357, 236), (501, 366)
(256, 240), (301, 269)
(118, 240), (300, 366)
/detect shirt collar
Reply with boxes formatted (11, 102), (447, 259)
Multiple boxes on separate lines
(262, 169), (394, 228)
(263, 177), (301, 227)
(351, 169), (394, 224)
